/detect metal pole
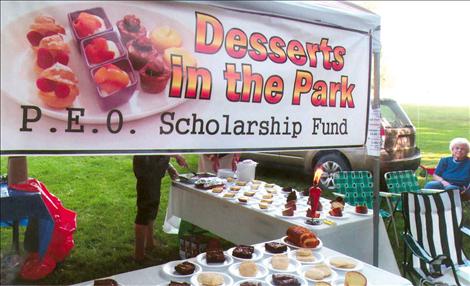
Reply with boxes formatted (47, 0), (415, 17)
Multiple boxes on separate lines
(372, 50), (381, 266)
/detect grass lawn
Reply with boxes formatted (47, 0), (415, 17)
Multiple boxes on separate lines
(0, 104), (469, 285)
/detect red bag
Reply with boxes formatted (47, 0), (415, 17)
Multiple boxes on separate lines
(12, 179), (77, 280)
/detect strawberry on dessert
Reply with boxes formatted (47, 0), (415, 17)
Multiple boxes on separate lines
(116, 15), (147, 45)
(306, 208), (321, 218)
(126, 36), (159, 70)
(36, 63), (79, 109)
(139, 57), (170, 93)
(93, 63), (130, 95)
(355, 205), (369, 214)
(73, 12), (106, 38)
(85, 37), (120, 65)
(27, 16), (65, 48)
(329, 207), (343, 217)
(36, 34), (70, 70)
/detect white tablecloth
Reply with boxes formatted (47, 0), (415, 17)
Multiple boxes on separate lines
(74, 240), (412, 286)
(163, 181), (400, 275)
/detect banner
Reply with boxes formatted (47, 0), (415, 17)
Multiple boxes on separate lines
(0, 1), (371, 155)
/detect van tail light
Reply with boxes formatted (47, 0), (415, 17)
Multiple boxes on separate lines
(380, 126), (385, 149)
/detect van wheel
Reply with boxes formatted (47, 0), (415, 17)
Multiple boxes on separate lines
(314, 154), (350, 191)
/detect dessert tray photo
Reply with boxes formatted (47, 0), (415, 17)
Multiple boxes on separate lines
(2, 2), (193, 124)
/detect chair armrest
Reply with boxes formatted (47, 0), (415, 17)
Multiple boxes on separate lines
(332, 192), (345, 198)
(461, 225), (470, 238)
(379, 191), (401, 198)
(419, 189), (444, 194)
(403, 233), (435, 264)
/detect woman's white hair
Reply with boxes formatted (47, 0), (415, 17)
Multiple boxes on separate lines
(449, 137), (470, 152)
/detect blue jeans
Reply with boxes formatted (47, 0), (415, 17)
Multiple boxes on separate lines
(424, 180), (460, 191)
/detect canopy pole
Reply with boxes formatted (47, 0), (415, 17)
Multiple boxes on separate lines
(372, 50), (381, 267)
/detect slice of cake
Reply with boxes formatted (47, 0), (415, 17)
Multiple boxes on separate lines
(206, 249), (225, 263)
(265, 242), (287, 254)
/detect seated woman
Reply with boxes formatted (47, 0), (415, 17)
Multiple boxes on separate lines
(424, 138), (470, 195)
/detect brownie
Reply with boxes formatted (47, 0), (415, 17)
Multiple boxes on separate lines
(168, 282), (190, 286)
(94, 279), (118, 286)
(272, 274), (300, 286)
(265, 242), (287, 253)
(240, 282), (262, 286)
(282, 186), (293, 193)
(206, 249), (225, 263)
(232, 245), (254, 259)
(174, 261), (195, 275)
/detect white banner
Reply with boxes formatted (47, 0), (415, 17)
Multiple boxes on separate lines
(1, 1), (371, 155)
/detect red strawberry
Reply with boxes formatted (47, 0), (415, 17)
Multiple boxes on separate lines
(54, 82), (70, 98)
(56, 51), (69, 65)
(97, 49), (115, 62)
(36, 78), (56, 92)
(37, 48), (55, 69)
(27, 31), (44, 47)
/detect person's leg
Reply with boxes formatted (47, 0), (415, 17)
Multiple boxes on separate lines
(135, 176), (152, 262)
(423, 180), (444, 189)
(134, 223), (147, 262)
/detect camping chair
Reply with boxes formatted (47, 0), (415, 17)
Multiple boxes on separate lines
(402, 189), (469, 286)
(333, 171), (374, 209)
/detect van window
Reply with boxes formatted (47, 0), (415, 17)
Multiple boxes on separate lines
(381, 100), (413, 128)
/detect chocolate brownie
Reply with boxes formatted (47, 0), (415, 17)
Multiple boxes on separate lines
(174, 261), (195, 275)
(265, 242), (287, 253)
(286, 191), (297, 202)
(206, 249), (226, 263)
(240, 282), (262, 286)
(94, 279), (118, 286)
(232, 245), (255, 259)
(272, 274), (300, 286)
(282, 186), (293, 193)
(168, 282), (190, 286)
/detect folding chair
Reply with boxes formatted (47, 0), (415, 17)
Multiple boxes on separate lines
(333, 171), (374, 209)
(402, 190), (469, 286)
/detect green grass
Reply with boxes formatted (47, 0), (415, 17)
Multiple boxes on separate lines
(1, 104), (469, 285)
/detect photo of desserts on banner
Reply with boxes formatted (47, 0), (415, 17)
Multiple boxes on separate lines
(2, 3), (195, 124)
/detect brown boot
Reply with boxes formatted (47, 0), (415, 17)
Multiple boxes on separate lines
(134, 224), (147, 262)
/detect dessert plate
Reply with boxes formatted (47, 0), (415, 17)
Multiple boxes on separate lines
(1, 2), (191, 124)
(264, 273), (308, 286)
(233, 279), (268, 286)
(227, 246), (263, 262)
(325, 255), (364, 272)
(349, 209), (373, 216)
(274, 210), (303, 219)
(297, 264), (338, 283)
(288, 249), (325, 264)
(326, 213), (351, 220)
(281, 236), (323, 250)
(260, 242), (290, 256)
(162, 259), (202, 278)
(262, 256), (301, 273)
(228, 262), (269, 279)
(190, 272), (234, 286)
(196, 252), (233, 268)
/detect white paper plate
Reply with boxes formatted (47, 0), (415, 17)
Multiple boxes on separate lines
(264, 273), (308, 286)
(228, 262), (269, 279)
(332, 278), (375, 286)
(281, 236), (323, 251)
(233, 279), (268, 286)
(326, 212), (351, 220)
(250, 203), (276, 212)
(190, 272), (234, 286)
(161, 260), (201, 278)
(227, 246), (263, 261)
(288, 249), (325, 264)
(325, 256), (364, 272)
(348, 209), (373, 216)
(196, 252), (233, 268)
(262, 256), (300, 273)
(260, 242), (291, 256)
(297, 264), (338, 283)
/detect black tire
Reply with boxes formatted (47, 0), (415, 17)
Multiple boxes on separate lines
(314, 153), (350, 191)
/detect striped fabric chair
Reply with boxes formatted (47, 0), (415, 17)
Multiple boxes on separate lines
(402, 190), (469, 286)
